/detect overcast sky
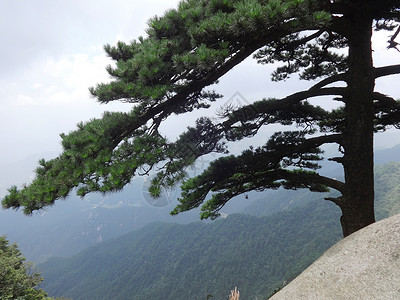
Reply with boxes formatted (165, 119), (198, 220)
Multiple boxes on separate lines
(0, 1), (399, 172)
(0, 0), (182, 164)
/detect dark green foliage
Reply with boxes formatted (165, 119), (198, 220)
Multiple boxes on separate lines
(39, 200), (342, 300)
(0, 236), (47, 299)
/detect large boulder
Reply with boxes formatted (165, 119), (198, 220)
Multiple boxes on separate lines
(270, 213), (400, 299)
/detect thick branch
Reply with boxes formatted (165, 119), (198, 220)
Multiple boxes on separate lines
(275, 169), (345, 193)
(222, 86), (347, 129)
(325, 195), (344, 206)
(300, 134), (343, 151)
(288, 30), (326, 49)
(175, 166), (345, 218)
(374, 64), (400, 78)
(309, 73), (348, 90)
(114, 43), (282, 144)
(373, 91), (397, 106)
(257, 87), (347, 112)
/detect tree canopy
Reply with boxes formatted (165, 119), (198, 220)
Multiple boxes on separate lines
(3, 0), (400, 236)
(0, 236), (47, 300)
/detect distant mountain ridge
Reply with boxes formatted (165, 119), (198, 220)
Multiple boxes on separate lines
(375, 143), (400, 164)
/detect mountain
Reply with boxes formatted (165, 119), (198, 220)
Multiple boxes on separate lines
(38, 161), (400, 299)
(242, 189), (330, 217)
(39, 200), (342, 300)
(0, 182), (199, 262)
(375, 143), (400, 165)
(0, 162), (253, 262)
(374, 161), (400, 220)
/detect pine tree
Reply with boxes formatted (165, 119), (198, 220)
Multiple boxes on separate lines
(3, 0), (400, 236)
(0, 236), (47, 299)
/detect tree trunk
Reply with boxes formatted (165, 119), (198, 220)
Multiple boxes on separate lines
(340, 11), (376, 237)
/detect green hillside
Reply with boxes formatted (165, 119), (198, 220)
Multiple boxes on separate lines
(40, 200), (342, 299)
(375, 162), (400, 220)
(39, 161), (400, 299)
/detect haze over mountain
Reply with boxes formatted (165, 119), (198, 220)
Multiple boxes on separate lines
(1, 144), (400, 263)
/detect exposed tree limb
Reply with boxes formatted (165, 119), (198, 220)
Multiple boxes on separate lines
(374, 64), (400, 78)
(373, 92), (398, 106)
(309, 73), (348, 90)
(325, 195), (344, 206)
(221, 86), (347, 129)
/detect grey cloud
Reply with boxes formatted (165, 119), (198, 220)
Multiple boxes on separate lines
(0, 0), (138, 79)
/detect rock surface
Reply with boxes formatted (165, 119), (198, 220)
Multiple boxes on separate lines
(270, 213), (400, 299)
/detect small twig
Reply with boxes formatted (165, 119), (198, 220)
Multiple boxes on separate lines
(387, 24), (400, 52)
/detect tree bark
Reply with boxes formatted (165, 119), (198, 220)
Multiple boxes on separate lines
(340, 11), (376, 237)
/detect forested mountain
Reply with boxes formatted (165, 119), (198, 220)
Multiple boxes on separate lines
(39, 161), (400, 300)
(40, 200), (342, 300)
(0, 175), (201, 262)
(375, 162), (400, 220)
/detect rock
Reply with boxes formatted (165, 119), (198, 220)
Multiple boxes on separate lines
(270, 214), (400, 299)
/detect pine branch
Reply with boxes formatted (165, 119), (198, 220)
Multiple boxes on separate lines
(309, 73), (348, 90)
(374, 64), (400, 78)
(111, 24), (323, 145)
(373, 92), (397, 106)
(325, 195), (344, 206)
(221, 86), (347, 130)
(172, 131), (345, 217)
(387, 24), (400, 50)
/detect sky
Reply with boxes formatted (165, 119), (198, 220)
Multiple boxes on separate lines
(0, 0), (400, 177)
(0, 0), (183, 165)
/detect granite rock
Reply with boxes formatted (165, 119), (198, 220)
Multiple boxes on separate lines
(270, 214), (400, 299)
